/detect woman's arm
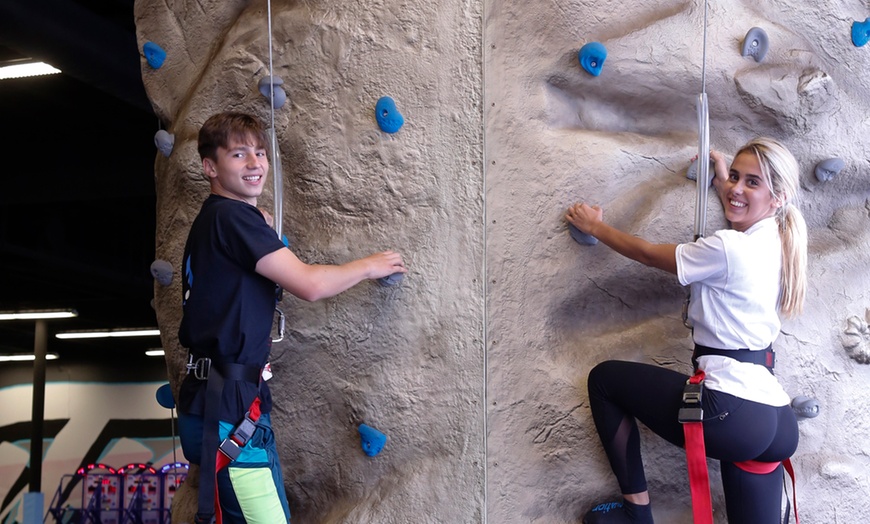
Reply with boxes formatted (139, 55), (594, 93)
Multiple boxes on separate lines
(565, 203), (678, 275)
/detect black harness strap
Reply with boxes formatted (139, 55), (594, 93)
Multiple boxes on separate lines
(194, 360), (262, 524)
(692, 344), (775, 374)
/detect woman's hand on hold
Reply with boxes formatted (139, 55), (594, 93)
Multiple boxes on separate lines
(566, 202), (603, 236)
(710, 149), (729, 189)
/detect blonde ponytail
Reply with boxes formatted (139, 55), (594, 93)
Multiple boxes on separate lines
(777, 203), (807, 317)
(736, 137), (808, 317)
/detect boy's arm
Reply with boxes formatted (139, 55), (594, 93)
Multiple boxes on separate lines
(255, 247), (406, 302)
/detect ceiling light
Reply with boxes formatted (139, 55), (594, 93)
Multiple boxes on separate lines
(0, 309), (78, 321)
(0, 353), (59, 363)
(56, 328), (160, 340)
(0, 60), (61, 81)
(145, 349), (165, 357)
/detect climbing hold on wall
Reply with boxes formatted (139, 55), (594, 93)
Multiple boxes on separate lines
(578, 42), (607, 76)
(686, 157), (715, 184)
(852, 18), (870, 47)
(814, 157), (845, 182)
(154, 130), (175, 157)
(741, 27), (769, 62)
(375, 97), (404, 133)
(258, 76), (287, 109)
(842, 310), (870, 364)
(568, 223), (598, 246)
(358, 423), (387, 457)
(791, 396), (820, 419)
(156, 383), (175, 409)
(150, 259), (174, 286)
(143, 41), (167, 69)
(378, 272), (404, 287)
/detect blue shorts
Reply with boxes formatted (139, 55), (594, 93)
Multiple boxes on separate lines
(179, 411), (291, 524)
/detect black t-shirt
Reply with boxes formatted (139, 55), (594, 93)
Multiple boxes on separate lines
(178, 194), (286, 421)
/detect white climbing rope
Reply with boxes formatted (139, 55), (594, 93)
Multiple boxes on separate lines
(267, 0), (284, 241)
(694, 0), (710, 241)
(685, 0), (711, 329)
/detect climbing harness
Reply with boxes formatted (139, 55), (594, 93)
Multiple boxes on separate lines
(190, 356), (265, 524)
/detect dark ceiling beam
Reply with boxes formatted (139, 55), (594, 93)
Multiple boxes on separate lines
(0, 0), (152, 114)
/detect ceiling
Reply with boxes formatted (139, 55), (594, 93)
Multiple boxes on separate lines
(0, 0), (162, 365)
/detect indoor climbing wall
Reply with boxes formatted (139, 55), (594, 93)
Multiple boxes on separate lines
(485, 0), (870, 522)
(134, 0), (870, 522)
(134, 1), (484, 523)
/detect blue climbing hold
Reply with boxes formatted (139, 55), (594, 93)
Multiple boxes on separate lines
(814, 158), (845, 182)
(156, 383), (175, 409)
(578, 42), (607, 77)
(154, 130), (174, 157)
(258, 76), (287, 109)
(741, 27), (769, 62)
(378, 272), (404, 287)
(358, 423), (387, 457)
(568, 223), (598, 246)
(375, 96), (404, 133)
(143, 41), (167, 69)
(852, 18), (870, 47)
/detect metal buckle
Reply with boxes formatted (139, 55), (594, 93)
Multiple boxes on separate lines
(271, 308), (285, 343)
(678, 380), (704, 423)
(218, 438), (242, 461)
(185, 355), (211, 380)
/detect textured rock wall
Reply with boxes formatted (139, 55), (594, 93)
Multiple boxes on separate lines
(136, 0), (870, 522)
(135, 1), (484, 523)
(485, 0), (870, 522)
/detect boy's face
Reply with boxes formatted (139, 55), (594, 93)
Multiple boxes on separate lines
(203, 136), (269, 205)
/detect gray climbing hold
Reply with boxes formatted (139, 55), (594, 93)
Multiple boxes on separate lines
(568, 223), (598, 246)
(143, 41), (167, 69)
(814, 158), (845, 182)
(741, 27), (769, 62)
(578, 42), (607, 77)
(154, 130), (174, 157)
(852, 18), (870, 47)
(150, 259), (174, 287)
(378, 272), (404, 287)
(686, 157), (714, 184)
(258, 76), (287, 109)
(358, 423), (387, 457)
(791, 395), (820, 419)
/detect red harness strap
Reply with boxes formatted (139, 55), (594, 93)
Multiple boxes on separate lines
(680, 371), (714, 524)
(681, 371), (799, 524)
(210, 397), (262, 524)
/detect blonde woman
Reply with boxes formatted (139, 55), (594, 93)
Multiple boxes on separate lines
(567, 138), (807, 524)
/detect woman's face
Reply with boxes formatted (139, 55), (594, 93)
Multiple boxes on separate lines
(719, 151), (780, 232)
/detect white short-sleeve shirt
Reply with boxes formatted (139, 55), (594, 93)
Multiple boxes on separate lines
(675, 217), (790, 407)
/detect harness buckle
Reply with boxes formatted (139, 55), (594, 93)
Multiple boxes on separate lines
(678, 380), (704, 423)
(185, 355), (211, 380)
(217, 413), (258, 462)
(218, 438), (242, 461)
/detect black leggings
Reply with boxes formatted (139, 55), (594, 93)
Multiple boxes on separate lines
(587, 360), (799, 524)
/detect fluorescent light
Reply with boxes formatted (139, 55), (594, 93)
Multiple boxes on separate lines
(0, 309), (78, 321)
(56, 328), (160, 340)
(0, 353), (59, 363)
(145, 349), (165, 357)
(0, 61), (61, 80)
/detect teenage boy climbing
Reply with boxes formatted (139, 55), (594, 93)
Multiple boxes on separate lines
(177, 111), (406, 524)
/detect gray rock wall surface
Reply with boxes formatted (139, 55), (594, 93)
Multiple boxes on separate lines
(135, 1), (484, 523)
(136, 0), (870, 522)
